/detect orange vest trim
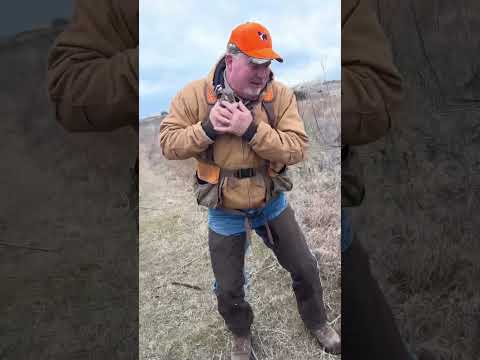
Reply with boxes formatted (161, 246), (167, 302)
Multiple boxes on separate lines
(206, 84), (217, 105)
(197, 161), (220, 184)
(262, 86), (274, 102)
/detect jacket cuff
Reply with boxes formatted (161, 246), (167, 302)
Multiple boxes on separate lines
(201, 118), (217, 140)
(242, 121), (258, 142)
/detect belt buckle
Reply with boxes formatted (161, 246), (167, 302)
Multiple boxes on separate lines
(237, 168), (255, 178)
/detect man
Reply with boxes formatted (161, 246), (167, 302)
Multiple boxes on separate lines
(342, 1), (434, 359)
(159, 22), (341, 359)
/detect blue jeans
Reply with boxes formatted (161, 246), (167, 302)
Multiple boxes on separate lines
(208, 192), (287, 236)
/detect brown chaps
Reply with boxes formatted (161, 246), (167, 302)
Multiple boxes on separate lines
(208, 205), (327, 336)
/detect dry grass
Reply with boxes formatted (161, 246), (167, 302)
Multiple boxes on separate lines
(139, 81), (340, 359)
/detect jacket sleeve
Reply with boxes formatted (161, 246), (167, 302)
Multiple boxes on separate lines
(47, 0), (138, 132)
(159, 88), (214, 160)
(341, 0), (403, 145)
(248, 87), (309, 165)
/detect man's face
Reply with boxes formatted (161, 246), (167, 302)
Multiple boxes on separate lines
(226, 53), (271, 100)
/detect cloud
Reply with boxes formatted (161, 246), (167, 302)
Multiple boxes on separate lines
(139, 0), (340, 117)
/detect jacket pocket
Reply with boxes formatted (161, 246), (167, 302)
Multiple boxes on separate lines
(193, 173), (224, 208)
(269, 166), (293, 197)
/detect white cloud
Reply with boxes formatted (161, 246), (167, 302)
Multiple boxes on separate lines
(139, 0), (340, 117)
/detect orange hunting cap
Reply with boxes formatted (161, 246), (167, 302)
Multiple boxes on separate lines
(228, 22), (283, 63)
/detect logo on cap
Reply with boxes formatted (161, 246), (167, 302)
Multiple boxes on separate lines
(258, 31), (268, 41)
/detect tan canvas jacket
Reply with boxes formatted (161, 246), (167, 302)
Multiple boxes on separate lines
(159, 58), (309, 209)
(47, 0), (138, 132)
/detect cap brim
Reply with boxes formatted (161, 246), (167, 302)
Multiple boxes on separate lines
(250, 58), (272, 65)
(244, 47), (283, 63)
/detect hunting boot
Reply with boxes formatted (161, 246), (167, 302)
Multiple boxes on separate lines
(231, 332), (252, 360)
(312, 323), (341, 355)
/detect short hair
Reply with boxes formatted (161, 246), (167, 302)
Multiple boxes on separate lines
(226, 42), (272, 65)
(226, 43), (243, 57)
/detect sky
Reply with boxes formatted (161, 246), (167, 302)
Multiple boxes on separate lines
(140, 0), (340, 119)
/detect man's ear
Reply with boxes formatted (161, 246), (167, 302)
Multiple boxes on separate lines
(225, 55), (233, 70)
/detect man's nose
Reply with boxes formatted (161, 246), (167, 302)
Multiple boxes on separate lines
(257, 67), (269, 78)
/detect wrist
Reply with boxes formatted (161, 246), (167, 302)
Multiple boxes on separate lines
(201, 118), (217, 140)
(242, 121), (258, 142)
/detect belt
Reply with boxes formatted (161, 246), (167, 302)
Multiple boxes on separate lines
(220, 167), (267, 179)
(234, 168), (256, 178)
